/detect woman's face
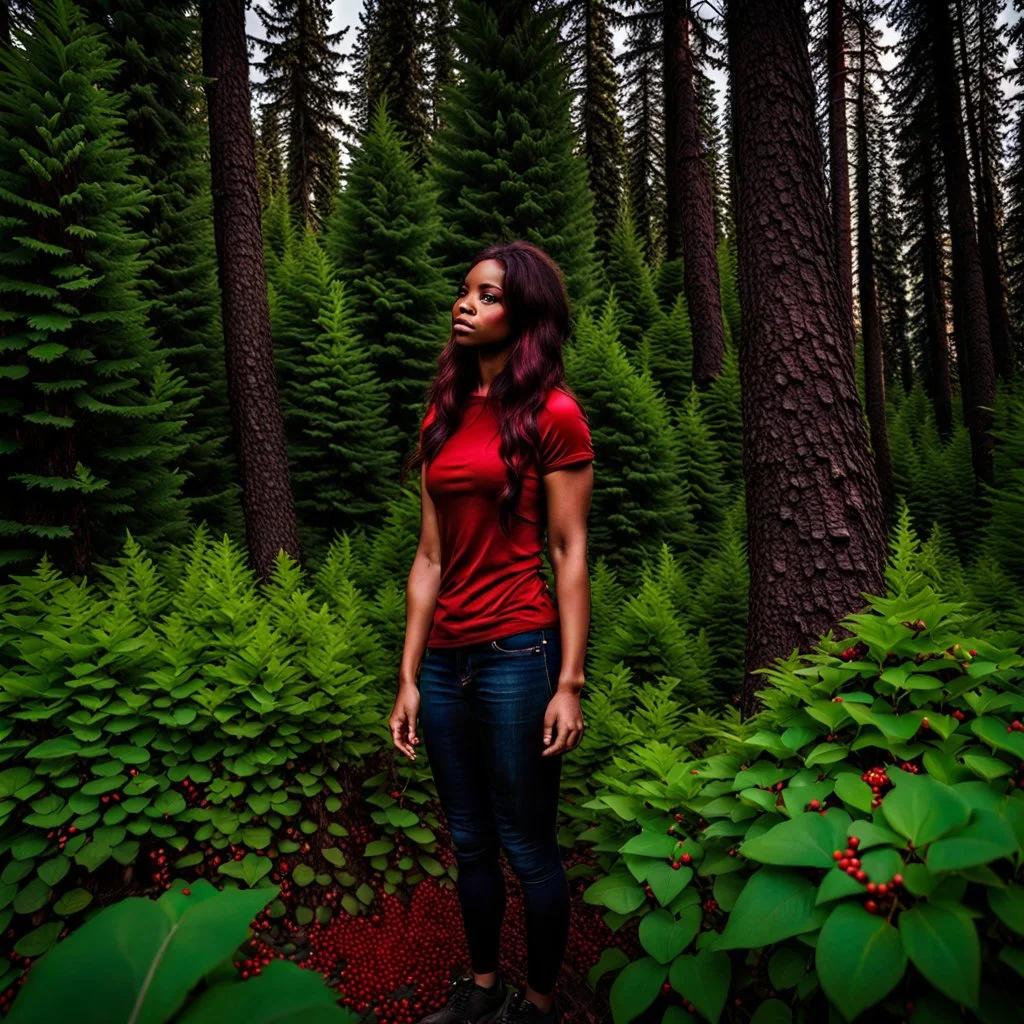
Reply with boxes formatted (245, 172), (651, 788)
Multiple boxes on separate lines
(452, 259), (511, 348)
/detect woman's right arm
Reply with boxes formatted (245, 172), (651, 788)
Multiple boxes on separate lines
(399, 461), (442, 691)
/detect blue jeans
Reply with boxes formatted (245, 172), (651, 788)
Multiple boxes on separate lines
(417, 627), (569, 994)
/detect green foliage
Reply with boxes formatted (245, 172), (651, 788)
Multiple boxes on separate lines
(605, 209), (662, 356)
(427, 0), (604, 314)
(288, 278), (403, 556)
(4, 879), (353, 1023)
(564, 296), (696, 581)
(0, 0), (193, 574)
(577, 517), (1024, 1022)
(322, 98), (450, 442)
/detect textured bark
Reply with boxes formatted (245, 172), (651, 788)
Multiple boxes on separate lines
(955, 0), (1014, 381)
(929, 0), (996, 488)
(200, 0), (302, 579)
(676, 11), (724, 387)
(726, 0), (887, 717)
(854, 13), (895, 518)
(827, 0), (854, 328)
(921, 153), (954, 437)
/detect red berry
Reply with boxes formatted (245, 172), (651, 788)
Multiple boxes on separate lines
(833, 850), (843, 861)
(864, 900), (878, 913)
(892, 874), (903, 886)
(849, 836), (860, 848)
(809, 799), (821, 810)
(855, 870), (867, 881)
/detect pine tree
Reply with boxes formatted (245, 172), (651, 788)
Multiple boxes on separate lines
(346, 0), (433, 166)
(890, 5), (954, 436)
(255, 103), (285, 207)
(427, 0), (603, 314)
(289, 279), (403, 558)
(250, 0), (350, 230)
(564, 296), (696, 582)
(322, 99), (450, 444)
(619, 5), (665, 266)
(537, 0), (626, 256)
(427, 0), (457, 137)
(0, 0), (193, 576)
(605, 209), (661, 357)
(80, 0), (237, 542)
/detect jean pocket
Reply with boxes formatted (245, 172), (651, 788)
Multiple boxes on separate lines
(489, 630), (544, 656)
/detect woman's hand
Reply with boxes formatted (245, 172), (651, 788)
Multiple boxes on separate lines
(542, 690), (584, 756)
(390, 683), (421, 760)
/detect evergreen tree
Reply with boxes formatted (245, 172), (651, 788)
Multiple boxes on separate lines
(0, 0), (193, 576)
(537, 0), (626, 256)
(618, 5), (665, 265)
(323, 99), (454, 443)
(289, 279), (403, 558)
(250, 0), (350, 230)
(605, 208), (661, 356)
(564, 296), (695, 583)
(427, 0), (603, 314)
(255, 102), (285, 207)
(346, 0), (433, 166)
(80, 0), (237, 542)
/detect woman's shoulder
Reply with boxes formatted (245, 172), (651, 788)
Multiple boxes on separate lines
(542, 385), (589, 421)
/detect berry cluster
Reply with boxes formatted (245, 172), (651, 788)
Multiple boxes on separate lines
(899, 761), (920, 774)
(1007, 720), (1024, 734)
(831, 837), (905, 914)
(45, 824), (79, 852)
(861, 765), (890, 810)
(838, 641), (868, 662)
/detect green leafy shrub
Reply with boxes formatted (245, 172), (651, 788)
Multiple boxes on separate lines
(0, 528), (450, 964)
(578, 580), (1024, 1020)
(5, 879), (354, 1023)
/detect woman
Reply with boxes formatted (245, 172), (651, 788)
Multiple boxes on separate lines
(390, 240), (594, 1024)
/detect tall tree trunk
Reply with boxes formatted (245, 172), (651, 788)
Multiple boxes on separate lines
(726, 0), (887, 718)
(929, 0), (996, 488)
(663, 0), (686, 260)
(854, 13), (895, 518)
(827, 0), (854, 328)
(955, 0), (1014, 381)
(921, 155), (954, 437)
(677, 10), (724, 387)
(200, 0), (302, 579)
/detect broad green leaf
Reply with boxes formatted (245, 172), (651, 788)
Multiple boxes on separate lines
(646, 861), (693, 906)
(668, 949), (730, 1024)
(971, 716), (1024, 759)
(881, 772), (970, 847)
(925, 811), (1018, 873)
(620, 830), (678, 858)
(768, 946), (809, 990)
(834, 774), (873, 813)
(817, 903), (906, 1021)
(749, 1000), (791, 1024)
(175, 958), (348, 1023)
(739, 809), (850, 868)
(609, 955), (666, 1024)
(899, 902), (979, 1009)
(716, 868), (826, 951)
(638, 905), (701, 964)
(961, 753), (1011, 781)
(583, 873), (645, 915)
(845, 820), (902, 850)
(4, 884), (277, 1024)
(988, 884), (1024, 937)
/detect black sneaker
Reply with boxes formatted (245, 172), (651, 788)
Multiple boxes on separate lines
(479, 987), (559, 1024)
(418, 972), (508, 1024)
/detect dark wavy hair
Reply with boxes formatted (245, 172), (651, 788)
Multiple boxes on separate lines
(400, 240), (589, 538)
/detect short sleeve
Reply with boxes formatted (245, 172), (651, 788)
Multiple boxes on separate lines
(538, 390), (594, 474)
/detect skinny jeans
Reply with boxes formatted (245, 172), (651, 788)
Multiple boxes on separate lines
(416, 627), (569, 994)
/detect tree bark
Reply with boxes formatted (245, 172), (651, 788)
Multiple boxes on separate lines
(726, 0), (887, 718)
(827, 0), (854, 329)
(200, 0), (302, 579)
(675, 9), (724, 387)
(929, 0), (996, 488)
(921, 151), (954, 438)
(955, 0), (1015, 381)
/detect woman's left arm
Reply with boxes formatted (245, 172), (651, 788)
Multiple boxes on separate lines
(543, 461), (594, 696)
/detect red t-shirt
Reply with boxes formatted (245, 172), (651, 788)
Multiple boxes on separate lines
(420, 386), (594, 647)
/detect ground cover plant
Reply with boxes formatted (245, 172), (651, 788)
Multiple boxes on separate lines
(579, 527), (1024, 1023)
